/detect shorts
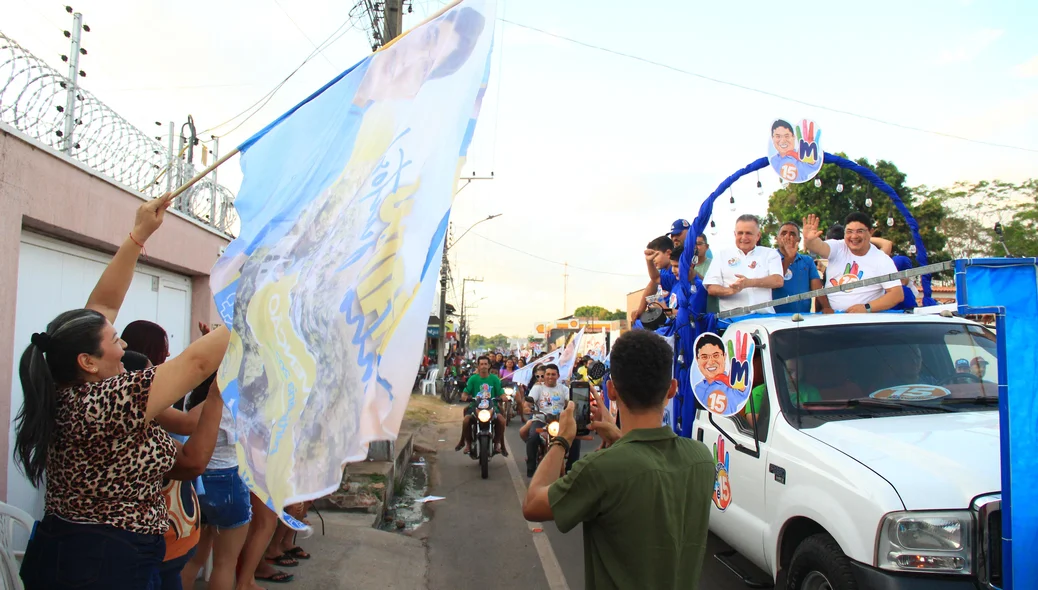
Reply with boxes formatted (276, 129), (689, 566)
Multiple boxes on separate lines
(198, 467), (251, 530)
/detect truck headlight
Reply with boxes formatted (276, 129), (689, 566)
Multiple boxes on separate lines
(876, 511), (972, 574)
(477, 409), (492, 423)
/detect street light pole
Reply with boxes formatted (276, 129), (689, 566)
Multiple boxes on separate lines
(437, 214), (502, 372)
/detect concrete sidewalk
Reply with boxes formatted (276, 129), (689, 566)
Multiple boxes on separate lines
(195, 512), (428, 590)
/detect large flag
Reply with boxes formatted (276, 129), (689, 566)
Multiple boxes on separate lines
(208, 0), (496, 525)
(510, 347), (565, 386)
(557, 328), (585, 381)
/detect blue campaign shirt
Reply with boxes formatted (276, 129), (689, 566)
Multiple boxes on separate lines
(659, 267), (677, 292)
(693, 379), (749, 417)
(773, 252), (820, 314)
(893, 285), (918, 311)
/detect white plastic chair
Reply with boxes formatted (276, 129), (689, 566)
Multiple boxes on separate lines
(0, 501), (34, 590)
(420, 368), (439, 396)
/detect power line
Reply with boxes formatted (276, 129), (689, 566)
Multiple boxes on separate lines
(498, 18), (1038, 155)
(200, 16), (358, 137)
(471, 233), (643, 278)
(272, 0), (338, 71)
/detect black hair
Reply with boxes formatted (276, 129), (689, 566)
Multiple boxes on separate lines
(646, 235), (674, 253)
(772, 119), (794, 134)
(121, 320), (169, 367)
(609, 331), (674, 411)
(670, 246), (683, 262)
(428, 7), (487, 80)
(121, 350), (151, 372)
(543, 363), (560, 374)
(15, 308), (108, 487)
(477, 355), (491, 365)
(780, 221), (802, 232)
(735, 214), (761, 227)
(826, 224), (845, 240)
(696, 233), (708, 245)
(844, 211), (874, 229)
(695, 333), (724, 355)
(185, 372), (218, 411)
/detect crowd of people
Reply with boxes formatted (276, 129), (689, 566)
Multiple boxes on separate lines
(13, 194), (314, 589)
(508, 210), (926, 590)
(632, 211), (917, 334)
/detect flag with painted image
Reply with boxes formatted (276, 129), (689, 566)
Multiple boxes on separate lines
(208, 0), (496, 526)
(556, 328), (585, 381)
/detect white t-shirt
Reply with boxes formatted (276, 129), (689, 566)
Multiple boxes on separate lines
(703, 246), (784, 314)
(206, 404), (238, 470)
(823, 239), (900, 311)
(529, 383), (567, 419)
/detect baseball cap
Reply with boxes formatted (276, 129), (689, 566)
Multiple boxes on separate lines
(669, 219), (690, 236)
(970, 356), (989, 366)
(955, 358), (970, 370)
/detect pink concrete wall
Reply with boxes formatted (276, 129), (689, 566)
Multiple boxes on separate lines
(0, 126), (231, 500)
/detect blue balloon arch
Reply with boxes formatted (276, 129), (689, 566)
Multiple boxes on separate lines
(682, 152), (937, 307)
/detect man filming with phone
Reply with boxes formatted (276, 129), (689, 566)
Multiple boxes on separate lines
(525, 364), (581, 477)
(523, 330), (715, 590)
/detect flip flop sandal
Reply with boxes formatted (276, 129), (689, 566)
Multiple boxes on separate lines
(455, 442), (464, 452)
(256, 571), (294, 583)
(265, 555), (299, 567)
(284, 546), (311, 560)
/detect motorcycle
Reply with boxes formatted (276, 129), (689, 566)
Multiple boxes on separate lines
(526, 396), (562, 475)
(501, 382), (518, 426)
(469, 393), (500, 479)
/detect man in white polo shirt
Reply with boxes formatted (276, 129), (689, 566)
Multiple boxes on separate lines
(803, 212), (903, 313)
(703, 214), (784, 314)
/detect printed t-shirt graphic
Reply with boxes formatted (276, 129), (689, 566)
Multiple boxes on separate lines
(822, 239), (900, 311)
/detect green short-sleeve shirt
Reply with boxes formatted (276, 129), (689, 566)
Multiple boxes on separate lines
(749, 381), (822, 412)
(547, 427), (715, 590)
(464, 374), (503, 410)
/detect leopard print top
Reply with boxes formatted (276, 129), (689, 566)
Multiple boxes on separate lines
(45, 367), (177, 535)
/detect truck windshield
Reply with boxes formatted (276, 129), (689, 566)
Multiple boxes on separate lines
(770, 321), (998, 416)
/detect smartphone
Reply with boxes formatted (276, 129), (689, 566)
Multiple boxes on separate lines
(570, 381), (592, 437)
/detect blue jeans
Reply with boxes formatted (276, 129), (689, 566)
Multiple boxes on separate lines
(20, 515), (165, 590)
(158, 547), (195, 590)
(198, 467), (251, 529)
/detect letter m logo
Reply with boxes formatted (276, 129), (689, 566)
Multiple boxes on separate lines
(799, 140), (818, 163)
(729, 360), (750, 388)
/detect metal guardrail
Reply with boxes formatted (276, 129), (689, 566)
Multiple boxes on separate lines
(0, 31), (238, 235)
(717, 261), (956, 319)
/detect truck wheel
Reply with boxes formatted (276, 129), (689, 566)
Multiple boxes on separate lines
(786, 533), (858, 590)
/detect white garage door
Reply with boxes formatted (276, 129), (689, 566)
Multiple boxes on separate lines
(7, 231), (192, 530)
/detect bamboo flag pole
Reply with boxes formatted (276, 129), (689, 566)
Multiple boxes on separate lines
(168, 147), (240, 199)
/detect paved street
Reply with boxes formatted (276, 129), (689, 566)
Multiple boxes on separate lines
(420, 405), (761, 590)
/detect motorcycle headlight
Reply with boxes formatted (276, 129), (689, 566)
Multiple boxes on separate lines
(547, 421), (560, 437)
(477, 409), (492, 423)
(876, 511), (972, 574)
(503, 387), (515, 396)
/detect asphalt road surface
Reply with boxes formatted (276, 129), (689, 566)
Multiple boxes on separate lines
(421, 410), (764, 590)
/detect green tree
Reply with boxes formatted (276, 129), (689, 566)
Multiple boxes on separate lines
(573, 306), (628, 321)
(999, 179), (1038, 257)
(469, 334), (488, 348)
(573, 305), (609, 319)
(764, 155), (949, 271)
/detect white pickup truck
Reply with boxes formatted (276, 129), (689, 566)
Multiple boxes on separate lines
(692, 313), (1001, 590)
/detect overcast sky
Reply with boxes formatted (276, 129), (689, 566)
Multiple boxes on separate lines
(5, 0), (1036, 336)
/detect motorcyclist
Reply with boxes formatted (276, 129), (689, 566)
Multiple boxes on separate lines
(456, 355), (508, 456)
(524, 364), (580, 477)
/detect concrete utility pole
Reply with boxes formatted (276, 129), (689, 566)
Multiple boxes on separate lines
(383, 0), (404, 44)
(436, 214), (502, 372)
(460, 277), (483, 351)
(563, 262), (569, 316)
